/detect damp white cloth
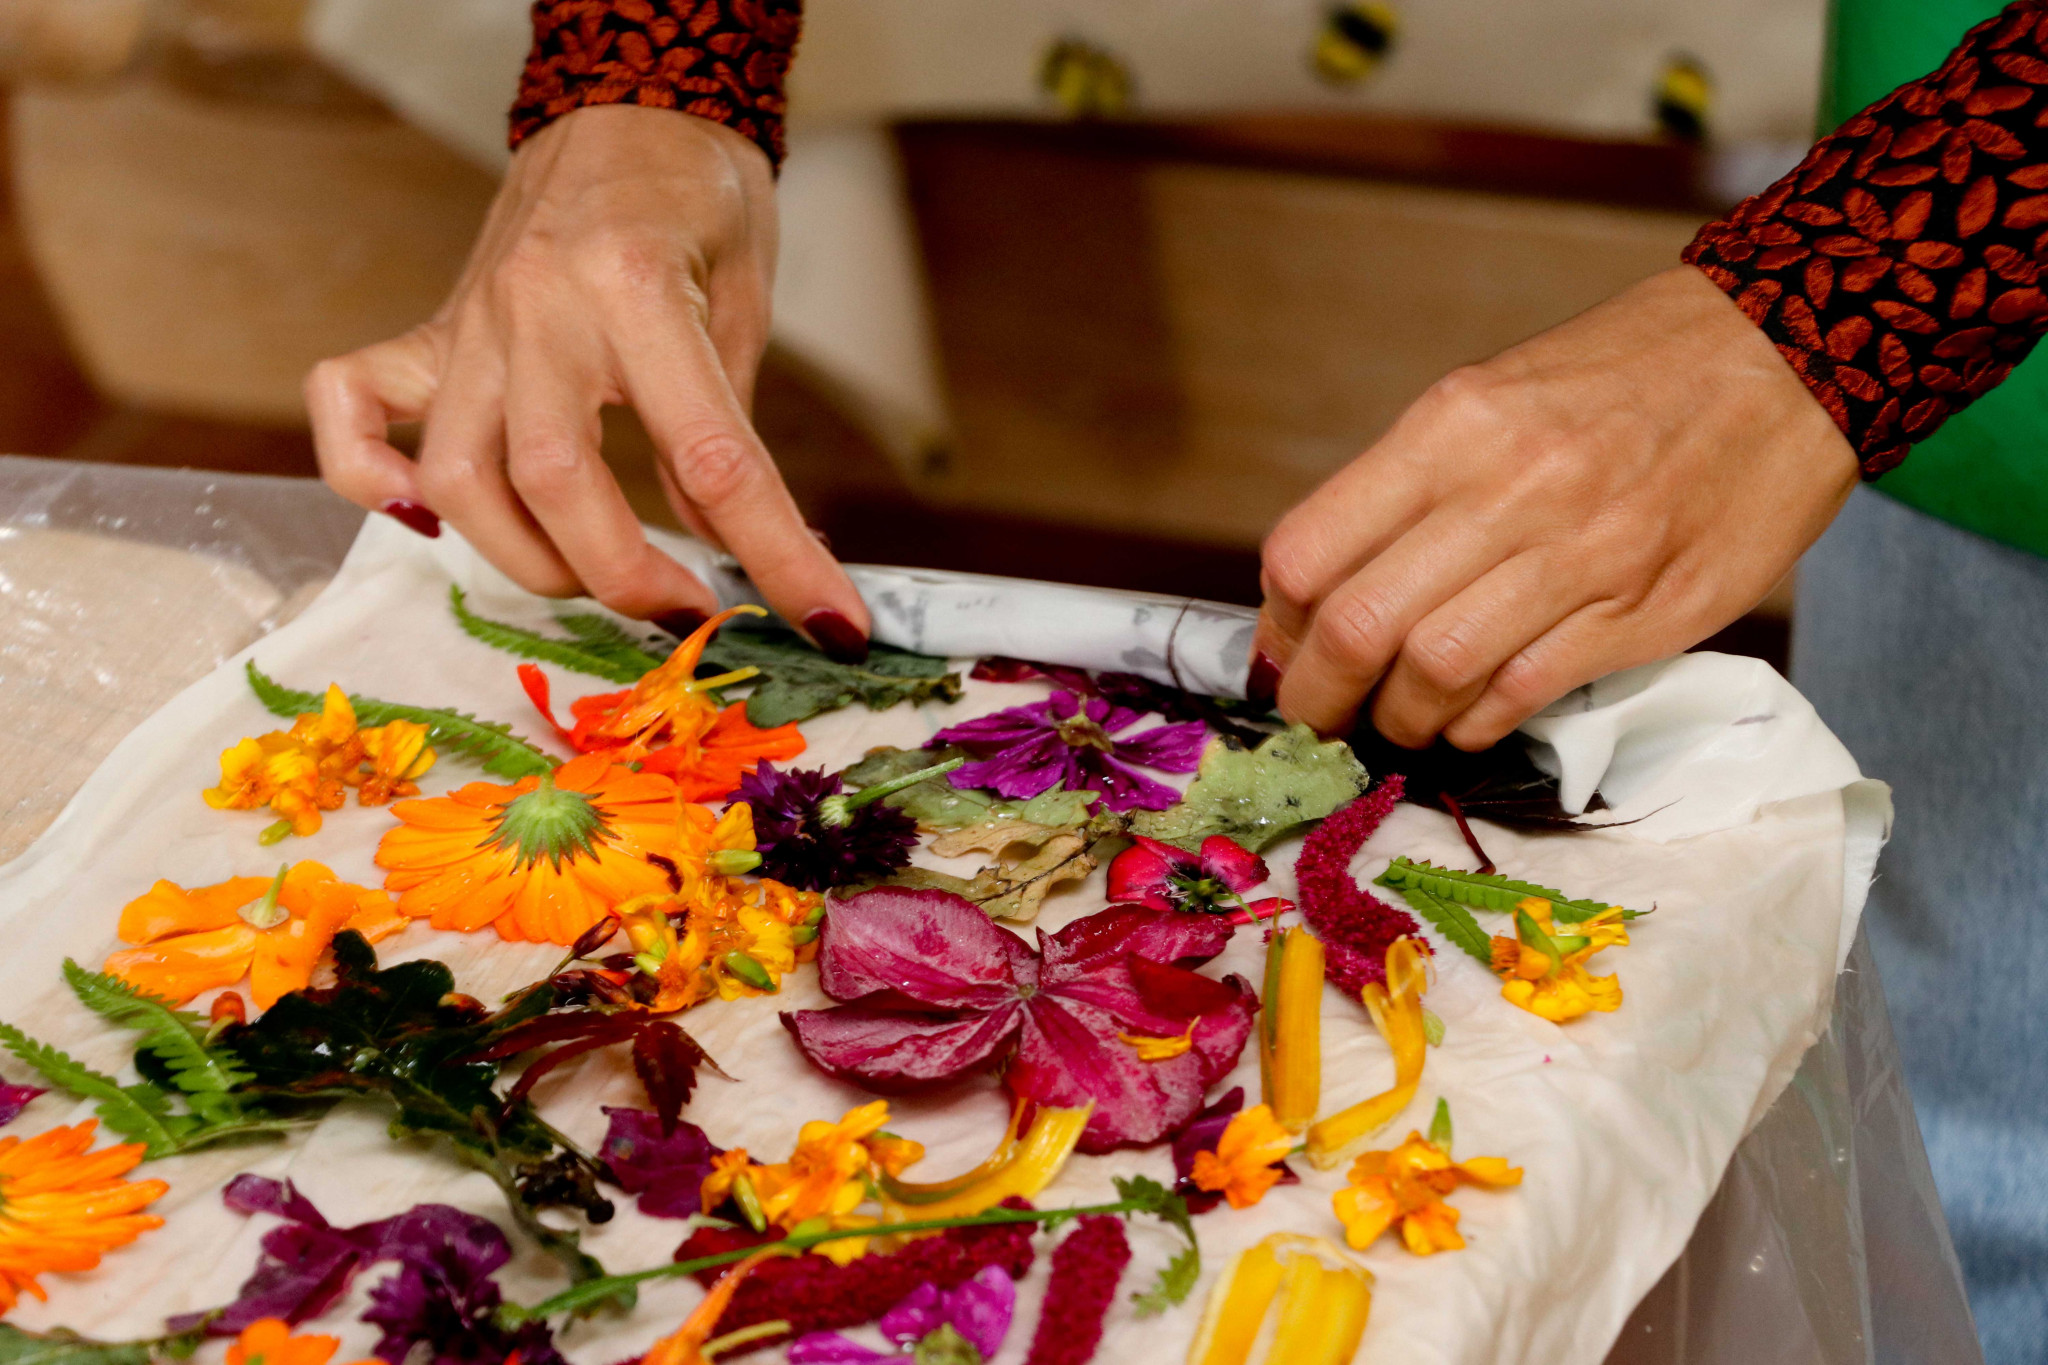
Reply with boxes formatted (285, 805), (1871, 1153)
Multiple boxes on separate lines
(0, 517), (1886, 1365)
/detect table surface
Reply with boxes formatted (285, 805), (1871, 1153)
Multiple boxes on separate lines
(0, 456), (1983, 1365)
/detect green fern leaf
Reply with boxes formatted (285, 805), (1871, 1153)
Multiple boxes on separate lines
(244, 663), (555, 780)
(1377, 856), (1641, 923)
(1379, 878), (1495, 964)
(0, 1021), (178, 1154)
(1131, 1244), (1201, 1317)
(555, 612), (670, 670)
(61, 961), (251, 1095)
(451, 586), (658, 682)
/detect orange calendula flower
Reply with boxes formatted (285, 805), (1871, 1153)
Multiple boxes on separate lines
(754, 1100), (892, 1230)
(1192, 1104), (1297, 1211)
(224, 1318), (377, 1365)
(105, 862), (406, 1010)
(518, 607), (806, 802)
(1332, 1129), (1521, 1256)
(205, 685), (437, 842)
(1491, 896), (1627, 1023)
(0, 1121), (168, 1313)
(375, 753), (683, 945)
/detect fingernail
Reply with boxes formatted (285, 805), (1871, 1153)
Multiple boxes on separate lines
(653, 609), (710, 639)
(806, 522), (834, 553)
(381, 500), (440, 538)
(1246, 651), (1282, 709)
(803, 608), (869, 665)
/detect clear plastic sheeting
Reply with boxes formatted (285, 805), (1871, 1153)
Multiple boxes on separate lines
(0, 457), (1981, 1363)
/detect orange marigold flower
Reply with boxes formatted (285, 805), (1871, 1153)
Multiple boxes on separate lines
(518, 607), (805, 803)
(0, 1121), (167, 1314)
(105, 861), (406, 1010)
(205, 685), (436, 842)
(1493, 897), (1627, 1024)
(1191, 1103), (1296, 1210)
(224, 1317), (377, 1365)
(1332, 1130), (1521, 1256)
(375, 753), (683, 945)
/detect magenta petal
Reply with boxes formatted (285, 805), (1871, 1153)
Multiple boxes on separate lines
(1041, 907), (1234, 983)
(1078, 754), (1189, 812)
(1104, 838), (1188, 910)
(0, 1082), (46, 1127)
(787, 1334), (895, 1365)
(599, 1108), (722, 1219)
(783, 1004), (1024, 1092)
(1198, 835), (1269, 894)
(948, 739), (1073, 801)
(933, 698), (1056, 746)
(1111, 719), (1209, 773)
(815, 887), (1033, 1008)
(879, 1280), (945, 1345)
(1009, 991), (1214, 1152)
(1188, 978), (1260, 1087)
(940, 1265), (1016, 1359)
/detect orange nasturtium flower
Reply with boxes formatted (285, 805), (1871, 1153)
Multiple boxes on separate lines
(518, 606), (806, 802)
(1332, 1129), (1521, 1256)
(699, 1101), (905, 1263)
(0, 1121), (168, 1314)
(224, 1318), (377, 1365)
(1192, 1104), (1297, 1211)
(204, 685), (436, 842)
(376, 753), (686, 946)
(1490, 896), (1628, 1023)
(105, 861), (406, 1010)
(642, 1250), (785, 1365)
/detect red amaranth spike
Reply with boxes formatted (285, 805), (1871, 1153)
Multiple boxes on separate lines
(1294, 777), (1422, 995)
(1023, 1215), (1132, 1365)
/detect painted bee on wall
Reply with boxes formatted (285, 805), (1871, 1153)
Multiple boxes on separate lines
(1654, 54), (1713, 142)
(1313, 2), (1399, 85)
(1039, 37), (1132, 118)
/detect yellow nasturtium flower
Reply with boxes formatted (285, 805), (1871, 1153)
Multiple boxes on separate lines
(1492, 896), (1626, 1023)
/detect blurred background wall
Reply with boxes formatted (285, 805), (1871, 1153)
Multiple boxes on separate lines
(0, 0), (1819, 656)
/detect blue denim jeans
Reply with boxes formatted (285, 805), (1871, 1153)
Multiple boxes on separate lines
(1795, 487), (2048, 1364)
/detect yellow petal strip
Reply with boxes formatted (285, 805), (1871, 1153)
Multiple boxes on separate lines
(879, 1104), (1091, 1222)
(1258, 927), (1324, 1133)
(1305, 936), (1429, 1170)
(1187, 1234), (1373, 1365)
(879, 1100), (1027, 1205)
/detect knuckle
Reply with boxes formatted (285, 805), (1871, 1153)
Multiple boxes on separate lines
(1403, 624), (1486, 695)
(506, 438), (587, 505)
(412, 458), (471, 507)
(585, 224), (682, 303)
(579, 562), (666, 618)
(1316, 589), (1400, 672)
(671, 430), (761, 506)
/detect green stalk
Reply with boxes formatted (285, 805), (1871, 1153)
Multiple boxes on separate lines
(817, 757), (967, 828)
(499, 1192), (1150, 1326)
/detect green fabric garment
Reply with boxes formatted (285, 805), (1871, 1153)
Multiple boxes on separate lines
(1824, 0), (2048, 556)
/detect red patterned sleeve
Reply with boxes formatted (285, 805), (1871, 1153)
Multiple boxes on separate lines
(1684, 1), (2048, 478)
(509, 0), (802, 168)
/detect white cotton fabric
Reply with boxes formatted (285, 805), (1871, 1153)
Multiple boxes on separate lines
(0, 517), (1881, 1364)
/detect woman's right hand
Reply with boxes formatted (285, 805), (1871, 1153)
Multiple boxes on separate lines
(305, 103), (871, 658)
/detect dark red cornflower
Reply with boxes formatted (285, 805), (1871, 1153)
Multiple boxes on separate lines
(1294, 777), (1420, 995)
(1022, 1215), (1132, 1365)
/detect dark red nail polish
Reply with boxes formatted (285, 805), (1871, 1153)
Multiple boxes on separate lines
(381, 499), (440, 538)
(803, 608), (869, 665)
(653, 609), (710, 639)
(1246, 651), (1282, 709)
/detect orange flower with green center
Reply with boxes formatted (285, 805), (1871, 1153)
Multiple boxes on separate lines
(518, 606), (806, 802)
(224, 1318), (377, 1365)
(1490, 896), (1627, 1023)
(376, 752), (683, 944)
(1332, 1127), (1521, 1256)
(0, 1121), (168, 1314)
(105, 861), (407, 1009)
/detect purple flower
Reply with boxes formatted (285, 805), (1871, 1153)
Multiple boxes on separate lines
(1170, 1087), (1297, 1216)
(0, 1081), (46, 1127)
(599, 1106), (723, 1219)
(170, 1175), (562, 1365)
(933, 691), (1206, 813)
(789, 1265), (1016, 1364)
(736, 764), (918, 891)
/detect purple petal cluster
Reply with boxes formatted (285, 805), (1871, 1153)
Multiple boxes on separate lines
(172, 1175), (562, 1365)
(788, 1265), (1016, 1364)
(933, 691), (1206, 813)
(783, 887), (1257, 1152)
(0, 1081), (46, 1127)
(599, 1106), (724, 1219)
(1021, 1215), (1131, 1365)
(736, 763), (918, 890)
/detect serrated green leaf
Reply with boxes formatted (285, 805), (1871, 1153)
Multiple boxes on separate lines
(699, 627), (962, 727)
(451, 586), (659, 683)
(246, 662), (554, 779)
(1016, 784), (1097, 827)
(0, 1021), (178, 1154)
(62, 961), (251, 1096)
(1379, 879), (1495, 965)
(1131, 1243), (1201, 1318)
(1130, 723), (1371, 852)
(554, 612), (671, 674)
(1377, 856), (1641, 922)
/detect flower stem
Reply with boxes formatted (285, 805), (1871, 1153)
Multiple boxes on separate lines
(817, 756), (967, 828)
(498, 1193), (1149, 1326)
